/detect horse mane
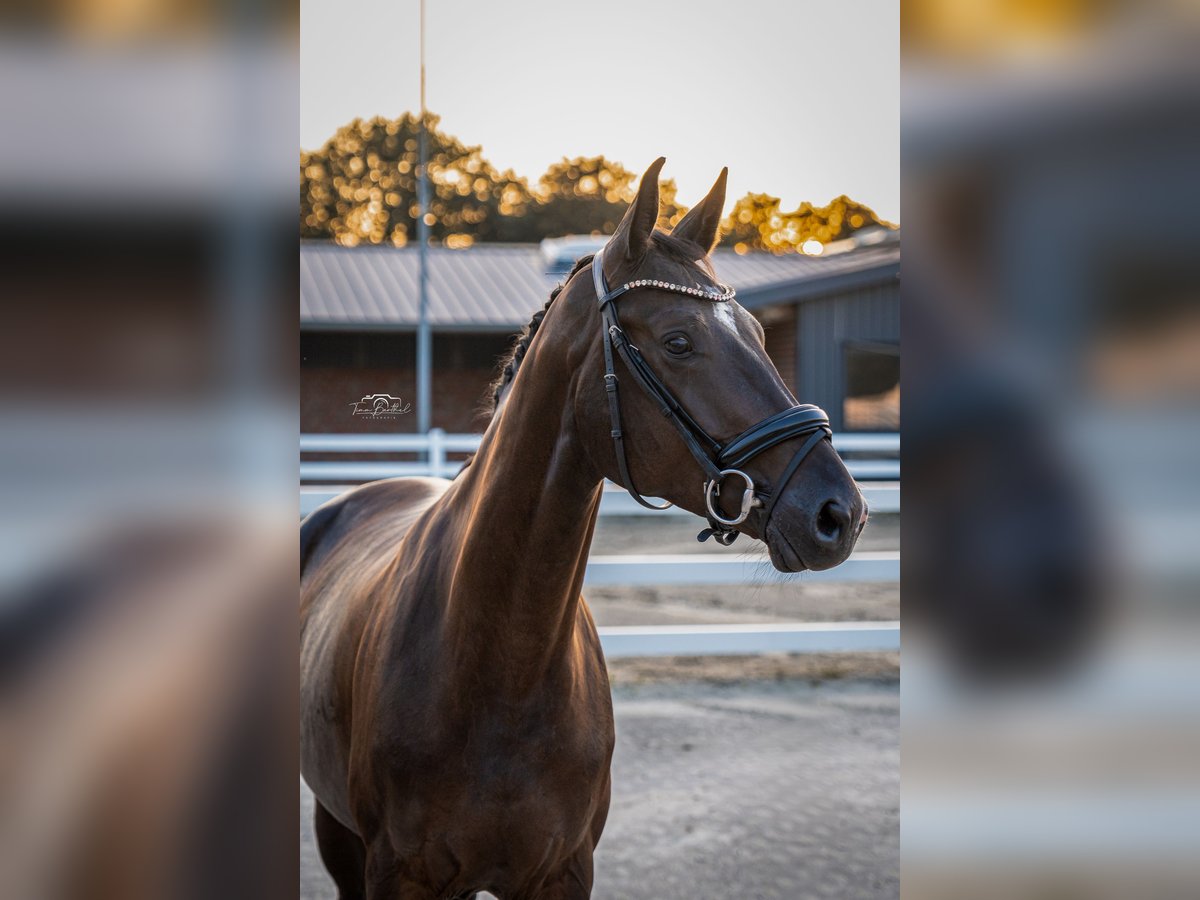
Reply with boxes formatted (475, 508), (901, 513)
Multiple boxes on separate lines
(451, 236), (710, 482)
(452, 232), (716, 479)
(485, 252), (595, 416)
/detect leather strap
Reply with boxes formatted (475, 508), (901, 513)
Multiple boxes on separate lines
(596, 249), (672, 511)
(718, 405), (830, 470)
(588, 245), (834, 540)
(605, 324), (724, 481)
(760, 428), (830, 528)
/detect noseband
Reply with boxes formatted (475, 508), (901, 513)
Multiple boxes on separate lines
(591, 246), (832, 545)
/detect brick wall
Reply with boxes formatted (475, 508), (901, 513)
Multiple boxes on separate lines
(301, 317), (804, 435)
(301, 365), (498, 434)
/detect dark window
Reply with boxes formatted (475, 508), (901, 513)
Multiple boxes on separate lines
(438, 333), (514, 371)
(300, 332), (412, 369)
(843, 341), (899, 431)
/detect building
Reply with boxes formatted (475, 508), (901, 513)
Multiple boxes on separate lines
(301, 237), (899, 433)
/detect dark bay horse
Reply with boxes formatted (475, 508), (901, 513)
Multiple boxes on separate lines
(300, 158), (866, 899)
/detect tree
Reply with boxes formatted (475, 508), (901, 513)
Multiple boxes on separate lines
(300, 112), (894, 251)
(720, 193), (895, 254)
(300, 113), (532, 247)
(525, 157), (689, 238)
(722, 193), (787, 252)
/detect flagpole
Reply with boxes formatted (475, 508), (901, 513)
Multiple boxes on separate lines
(415, 0), (432, 434)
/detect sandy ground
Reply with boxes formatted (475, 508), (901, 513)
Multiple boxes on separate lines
(301, 678), (899, 900)
(606, 652), (900, 686)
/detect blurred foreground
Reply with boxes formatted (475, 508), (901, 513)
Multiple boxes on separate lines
(904, 2), (1200, 897)
(0, 1), (298, 897)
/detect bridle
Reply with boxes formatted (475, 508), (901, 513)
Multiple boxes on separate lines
(590, 245), (833, 545)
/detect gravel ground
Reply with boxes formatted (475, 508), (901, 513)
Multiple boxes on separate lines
(606, 652), (900, 686)
(300, 678), (899, 900)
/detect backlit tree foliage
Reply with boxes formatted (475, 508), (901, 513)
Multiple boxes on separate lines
(300, 112), (533, 248)
(528, 156), (688, 237)
(720, 193), (894, 253)
(531, 155), (636, 237)
(300, 114), (892, 252)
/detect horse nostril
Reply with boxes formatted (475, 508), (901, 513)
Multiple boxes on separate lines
(815, 500), (851, 545)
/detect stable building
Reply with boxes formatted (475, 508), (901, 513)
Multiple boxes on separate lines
(301, 237), (899, 434)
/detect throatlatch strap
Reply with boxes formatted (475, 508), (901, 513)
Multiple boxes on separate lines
(606, 343), (671, 510)
(596, 251), (672, 511)
(606, 327), (724, 483)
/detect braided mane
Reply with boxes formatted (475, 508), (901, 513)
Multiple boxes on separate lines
(456, 257), (595, 479)
(486, 253), (595, 414)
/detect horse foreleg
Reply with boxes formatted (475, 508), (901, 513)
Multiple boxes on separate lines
(359, 842), (448, 900)
(525, 846), (594, 900)
(313, 800), (367, 900)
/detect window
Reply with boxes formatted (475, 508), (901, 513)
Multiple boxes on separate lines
(301, 333), (415, 369)
(300, 331), (513, 371)
(843, 342), (899, 431)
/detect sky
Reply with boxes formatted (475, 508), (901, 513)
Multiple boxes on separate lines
(300, 0), (899, 222)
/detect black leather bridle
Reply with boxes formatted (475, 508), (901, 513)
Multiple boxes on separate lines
(590, 246), (833, 545)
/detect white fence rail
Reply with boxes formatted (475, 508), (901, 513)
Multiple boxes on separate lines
(299, 431), (899, 657)
(300, 430), (900, 507)
(299, 431), (900, 455)
(300, 458), (900, 481)
(598, 621), (899, 657)
(584, 551), (899, 586)
(299, 482), (899, 518)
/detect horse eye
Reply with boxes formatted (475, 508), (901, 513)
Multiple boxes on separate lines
(664, 334), (692, 356)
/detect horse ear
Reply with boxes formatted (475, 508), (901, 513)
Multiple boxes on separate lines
(671, 167), (728, 255)
(609, 157), (665, 265)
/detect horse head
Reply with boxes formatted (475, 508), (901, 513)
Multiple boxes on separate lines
(553, 158), (867, 571)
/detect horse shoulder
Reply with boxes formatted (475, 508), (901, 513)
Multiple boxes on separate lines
(300, 477), (452, 828)
(301, 478), (449, 575)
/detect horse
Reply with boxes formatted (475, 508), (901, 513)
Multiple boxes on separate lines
(300, 158), (867, 899)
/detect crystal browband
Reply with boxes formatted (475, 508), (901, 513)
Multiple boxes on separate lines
(617, 278), (736, 303)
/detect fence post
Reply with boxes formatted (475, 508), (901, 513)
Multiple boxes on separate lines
(428, 428), (445, 478)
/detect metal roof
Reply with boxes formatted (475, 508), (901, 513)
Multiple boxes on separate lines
(301, 240), (900, 331)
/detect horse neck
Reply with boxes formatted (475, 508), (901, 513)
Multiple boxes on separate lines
(441, 326), (603, 685)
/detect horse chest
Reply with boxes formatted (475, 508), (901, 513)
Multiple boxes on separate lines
(480, 718), (608, 797)
(454, 723), (611, 877)
(382, 639), (614, 805)
(384, 698), (612, 848)
(425, 707), (611, 804)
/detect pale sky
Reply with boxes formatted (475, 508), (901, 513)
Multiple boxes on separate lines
(300, 0), (899, 222)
